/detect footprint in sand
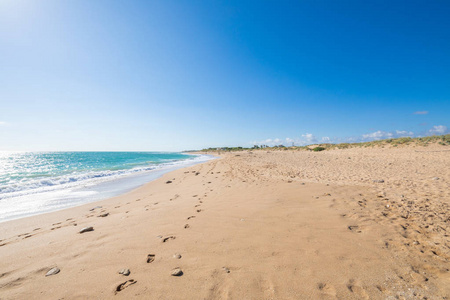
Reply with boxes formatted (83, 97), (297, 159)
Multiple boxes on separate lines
(317, 282), (336, 296)
(197, 209), (202, 213)
(187, 216), (195, 220)
(184, 224), (190, 229)
(115, 279), (136, 294)
(162, 236), (176, 243)
(147, 254), (155, 263)
(376, 285), (386, 293)
(346, 279), (369, 299)
(348, 225), (362, 233)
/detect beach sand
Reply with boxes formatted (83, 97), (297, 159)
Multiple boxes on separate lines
(1, 145), (449, 299)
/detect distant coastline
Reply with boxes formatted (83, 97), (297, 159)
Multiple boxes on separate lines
(193, 134), (450, 153)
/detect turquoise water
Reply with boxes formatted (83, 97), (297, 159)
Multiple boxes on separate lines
(0, 152), (212, 222)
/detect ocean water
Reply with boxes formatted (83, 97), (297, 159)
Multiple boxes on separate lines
(0, 151), (213, 223)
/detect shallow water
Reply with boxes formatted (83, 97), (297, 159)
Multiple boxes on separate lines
(0, 151), (213, 222)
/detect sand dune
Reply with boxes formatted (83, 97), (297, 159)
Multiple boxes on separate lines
(0, 145), (449, 299)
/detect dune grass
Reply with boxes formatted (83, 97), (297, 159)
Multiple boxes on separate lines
(195, 134), (450, 152)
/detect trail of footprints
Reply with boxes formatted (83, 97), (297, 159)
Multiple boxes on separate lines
(324, 186), (450, 298)
(3, 157), (435, 298)
(0, 165), (225, 295)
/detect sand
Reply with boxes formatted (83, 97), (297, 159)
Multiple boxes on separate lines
(0, 145), (449, 299)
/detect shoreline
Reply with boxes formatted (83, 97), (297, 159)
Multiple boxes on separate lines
(0, 145), (449, 299)
(0, 153), (215, 224)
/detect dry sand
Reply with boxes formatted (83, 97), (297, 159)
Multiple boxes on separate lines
(0, 145), (449, 299)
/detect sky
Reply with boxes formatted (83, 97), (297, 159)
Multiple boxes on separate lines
(0, 0), (449, 151)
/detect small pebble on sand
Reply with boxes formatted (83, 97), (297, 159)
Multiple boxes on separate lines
(79, 226), (94, 233)
(171, 267), (183, 276)
(119, 269), (130, 276)
(45, 267), (60, 277)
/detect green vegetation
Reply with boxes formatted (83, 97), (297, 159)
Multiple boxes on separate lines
(191, 134), (450, 153)
(312, 146), (326, 152)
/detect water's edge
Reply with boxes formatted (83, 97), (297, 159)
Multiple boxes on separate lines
(0, 154), (216, 223)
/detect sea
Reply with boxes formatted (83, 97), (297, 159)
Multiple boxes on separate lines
(0, 151), (213, 223)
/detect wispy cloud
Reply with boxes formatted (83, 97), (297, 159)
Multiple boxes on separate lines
(395, 130), (414, 137)
(428, 125), (448, 135)
(301, 133), (317, 143)
(358, 129), (414, 141)
(413, 111), (429, 115)
(0, 121), (7, 126)
(252, 125), (447, 147)
(362, 130), (393, 140)
(253, 133), (321, 147)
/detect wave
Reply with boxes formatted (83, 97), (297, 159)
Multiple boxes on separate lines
(0, 154), (210, 200)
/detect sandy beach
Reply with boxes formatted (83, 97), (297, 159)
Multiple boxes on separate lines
(1, 145), (449, 299)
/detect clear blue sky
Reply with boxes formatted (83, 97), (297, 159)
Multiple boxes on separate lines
(1, 0), (449, 151)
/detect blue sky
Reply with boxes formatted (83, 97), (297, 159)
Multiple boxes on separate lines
(0, 0), (449, 151)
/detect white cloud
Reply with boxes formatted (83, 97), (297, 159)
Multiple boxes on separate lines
(252, 125), (449, 148)
(360, 129), (419, 141)
(362, 130), (394, 140)
(254, 138), (284, 147)
(0, 121), (7, 126)
(428, 125), (448, 135)
(301, 133), (317, 143)
(413, 111), (429, 115)
(254, 133), (320, 147)
(395, 130), (414, 137)
(285, 137), (294, 144)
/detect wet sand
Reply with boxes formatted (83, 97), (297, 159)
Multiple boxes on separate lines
(0, 145), (449, 299)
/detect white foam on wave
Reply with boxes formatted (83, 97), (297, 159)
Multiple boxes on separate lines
(0, 154), (209, 200)
(0, 154), (214, 222)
